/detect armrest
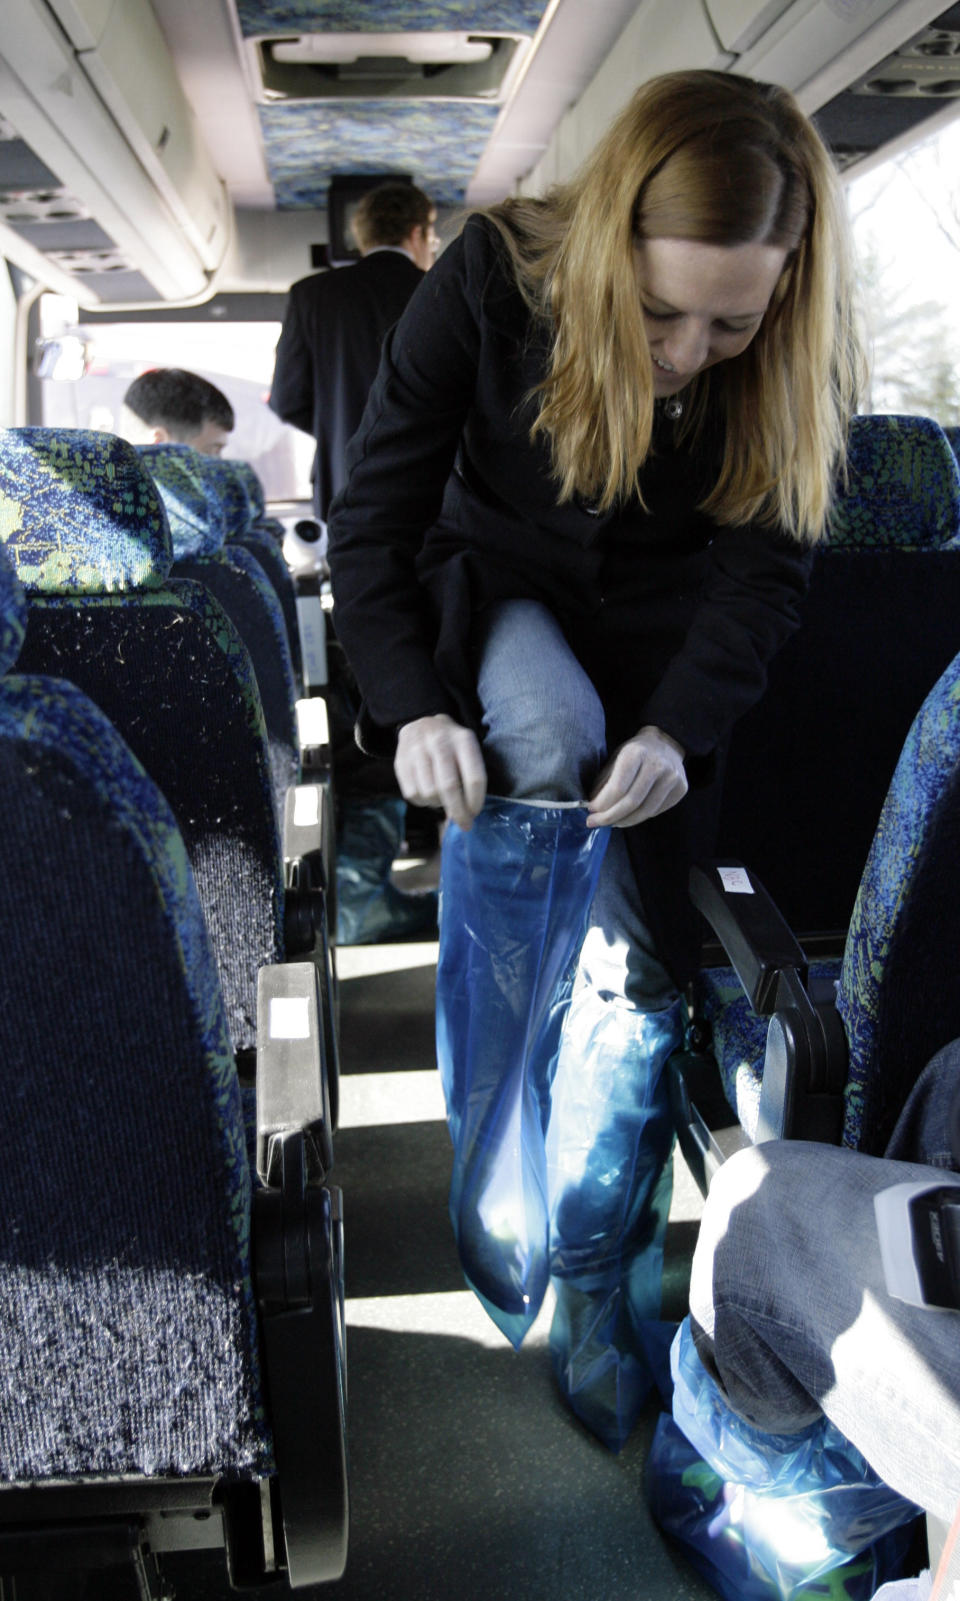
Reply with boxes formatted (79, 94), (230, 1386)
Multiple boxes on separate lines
(294, 583), (328, 695)
(689, 860), (848, 1146)
(256, 961), (333, 1184)
(690, 860), (808, 1013)
(283, 781), (332, 893)
(295, 694), (331, 776)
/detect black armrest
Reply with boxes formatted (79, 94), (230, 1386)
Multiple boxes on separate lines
(256, 961), (333, 1183)
(690, 860), (808, 1012)
(688, 860), (848, 1147)
(252, 962), (348, 1586)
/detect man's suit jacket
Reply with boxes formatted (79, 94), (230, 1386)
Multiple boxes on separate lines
(269, 249), (425, 520)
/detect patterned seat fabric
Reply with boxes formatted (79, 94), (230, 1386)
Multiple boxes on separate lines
(0, 671), (271, 1479)
(0, 427), (284, 1056)
(942, 424), (960, 467)
(697, 962), (841, 1141)
(838, 650), (960, 1151)
(0, 542), (26, 673)
(716, 413), (960, 940)
(140, 442), (299, 811)
(827, 413), (960, 549)
(697, 651), (960, 1155)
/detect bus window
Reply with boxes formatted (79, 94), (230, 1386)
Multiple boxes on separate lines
(34, 293), (315, 505)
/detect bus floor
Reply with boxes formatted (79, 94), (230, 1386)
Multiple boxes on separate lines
(168, 932), (717, 1601)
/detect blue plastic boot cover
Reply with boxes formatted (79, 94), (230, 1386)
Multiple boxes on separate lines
(336, 795), (438, 945)
(645, 1319), (921, 1600)
(436, 798), (609, 1348)
(547, 988), (685, 1451)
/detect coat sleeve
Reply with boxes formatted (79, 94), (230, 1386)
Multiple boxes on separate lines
(326, 224), (491, 735)
(638, 519), (814, 760)
(268, 287), (315, 435)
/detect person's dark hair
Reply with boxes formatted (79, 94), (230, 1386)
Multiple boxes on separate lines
(123, 368), (235, 436)
(351, 182), (433, 252)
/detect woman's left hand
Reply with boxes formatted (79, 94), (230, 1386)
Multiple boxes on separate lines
(586, 725), (688, 828)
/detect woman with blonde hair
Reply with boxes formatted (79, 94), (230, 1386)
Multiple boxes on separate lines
(328, 68), (863, 1451)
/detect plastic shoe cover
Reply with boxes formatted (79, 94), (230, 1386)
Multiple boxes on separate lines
(336, 795), (439, 945)
(644, 1320), (921, 1600)
(436, 798), (608, 1347)
(546, 988), (685, 1450)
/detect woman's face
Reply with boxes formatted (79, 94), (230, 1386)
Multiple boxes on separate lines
(634, 236), (788, 396)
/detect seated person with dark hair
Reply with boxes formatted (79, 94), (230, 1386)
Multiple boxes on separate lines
(120, 368), (235, 457)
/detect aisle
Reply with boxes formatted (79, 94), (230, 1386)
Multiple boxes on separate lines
(168, 935), (715, 1600)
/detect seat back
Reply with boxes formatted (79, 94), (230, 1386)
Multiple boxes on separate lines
(0, 427), (284, 1057)
(139, 442), (300, 811)
(0, 666), (270, 1483)
(714, 413), (960, 948)
(838, 648), (960, 1153)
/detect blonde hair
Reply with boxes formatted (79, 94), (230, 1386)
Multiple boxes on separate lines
(484, 70), (865, 541)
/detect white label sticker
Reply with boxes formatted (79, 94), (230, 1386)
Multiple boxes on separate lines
(269, 996), (311, 1040)
(293, 785), (320, 827)
(718, 866), (754, 895)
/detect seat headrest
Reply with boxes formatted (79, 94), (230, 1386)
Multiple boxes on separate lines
(0, 541), (26, 673)
(0, 428), (172, 595)
(201, 456), (256, 541)
(137, 442), (227, 559)
(226, 458), (266, 522)
(828, 414), (960, 550)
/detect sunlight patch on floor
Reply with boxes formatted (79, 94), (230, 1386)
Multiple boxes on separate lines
(345, 1285), (557, 1347)
(335, 940), (439, 982)
(339, 1068), (445, 1128)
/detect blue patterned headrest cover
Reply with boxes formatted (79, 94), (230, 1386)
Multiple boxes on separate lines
(202, 456), (256, 541)
(0, 428), (172, 594)
(227, 459), (266, 523)
(828, 414), (960, 550)
(137, 443), (227, 560)
(0, 540), (27, 673)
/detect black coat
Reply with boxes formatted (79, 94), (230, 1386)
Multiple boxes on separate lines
(269, 249), (425, 520)
(328, 217), (814, 982)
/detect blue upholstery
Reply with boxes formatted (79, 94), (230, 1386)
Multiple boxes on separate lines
(942, 424), (960, 467)
(0, 542), (26, 673)
(694, 651), (960, 1155)
(716, 412), (960, 940)
(697, 963), (840, 1141)
(0, 671), (271, 1478)
(827, 413), (960, 549)
(838, 649), (960, 1151)
(0, 427), (285, 1056)
(137, 441), (226, 558)
(0, 427), (170, 589)
(139, 441), (300, 812)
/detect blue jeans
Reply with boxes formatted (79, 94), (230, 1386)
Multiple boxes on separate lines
(689, 1042), (960, 1523)
(474, 598), (677, 1012)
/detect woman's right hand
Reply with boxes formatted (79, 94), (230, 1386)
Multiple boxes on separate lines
(395, 714), (487, 830)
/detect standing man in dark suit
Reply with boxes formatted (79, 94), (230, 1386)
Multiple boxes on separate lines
(270, 180), (440, 943)
(269, 181), (437, 526)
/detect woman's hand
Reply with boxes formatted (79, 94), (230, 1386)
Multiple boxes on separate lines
(395, 714), (487, 831)
(586, 725), (688, 828)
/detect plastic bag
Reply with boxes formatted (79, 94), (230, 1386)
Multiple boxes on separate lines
(436, 797), (608, 1347)
(645, 1320), (921, 1600)
(336, 795), (438, 945)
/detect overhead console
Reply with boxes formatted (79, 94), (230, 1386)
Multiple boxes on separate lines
(0, 0), (231, 305)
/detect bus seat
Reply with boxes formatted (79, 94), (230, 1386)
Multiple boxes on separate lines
(712, 412), (960, 956)
(228, 457), (307, 692)
(0, 532), (26, 672)
(0, 426), (285, 1064)
(0, 634), (346, 1585)
(673, 646), (960, 1188)
(137, 441), (300, 818)
(944, 423), (960, 468)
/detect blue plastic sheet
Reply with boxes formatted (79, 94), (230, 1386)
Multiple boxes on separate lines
(436, 798), (609, 1347)
(336, 795), (438, 945)
(646, 1319), (921, 1599)
(547, 985), (685, 1449)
